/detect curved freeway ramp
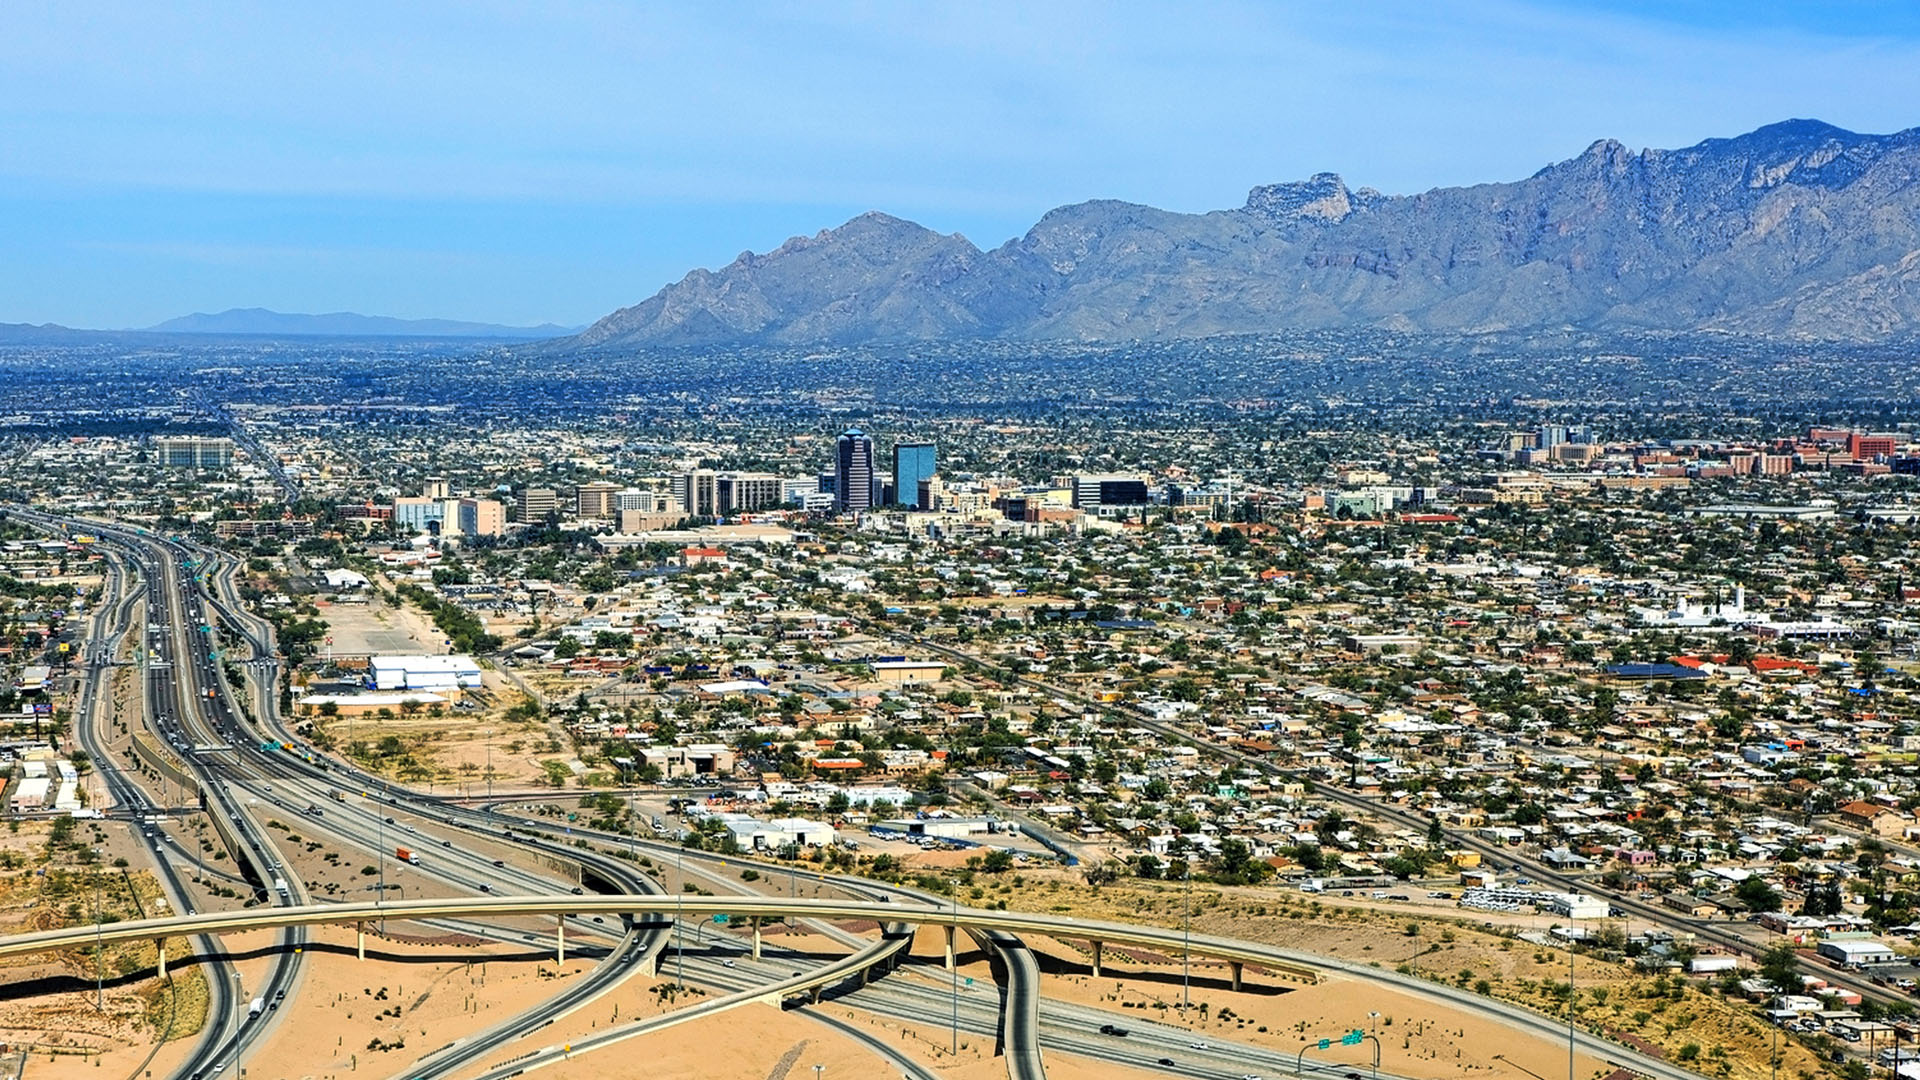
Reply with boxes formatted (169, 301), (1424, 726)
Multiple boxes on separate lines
(973, 928), (1046, 1080)
(446, 921), (916, 1080)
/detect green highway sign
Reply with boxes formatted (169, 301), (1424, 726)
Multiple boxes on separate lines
(1317, 1039), (1330, 1050)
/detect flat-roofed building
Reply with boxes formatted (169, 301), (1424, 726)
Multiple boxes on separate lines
(368, 654), (483, 692)
(154, 436), (234, 469)
(515, 486), (560, 523)
(574, 481), (623, 519)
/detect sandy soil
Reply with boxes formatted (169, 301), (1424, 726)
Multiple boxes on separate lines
(997, 874), (1824, 1080)
(1019, 933), (1609, 1080)
(213, 923), (608, 1080)
(531, 999), (949, 1080)
(317, 591), (447, 657)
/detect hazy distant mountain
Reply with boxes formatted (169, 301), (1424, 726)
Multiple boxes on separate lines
(567, 119), (1920, 348)
(0, 322), (91, 344)
(147, 308), (579, 339)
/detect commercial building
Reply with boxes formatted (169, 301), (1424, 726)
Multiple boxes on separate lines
(634, 744), (737, 777)
(1072, 474), (1150, 509)
(1852, 433), (1899, 460)
(295, 692), (451, 717)
(515, 486), (560, 523)
(616, 488), (679, 514)
(892, 442), (937, 509)
(8, 776), (49, 813)
(457, 498), (506, 538)
(836, 429), (875, 513)
(673, 470), (720, 517)
(154, 436), (234, 469)
(368, 654), (484, 692)
(574, 481), (623, 519)
(867, 659), (948, 686)
(392, 496), (445, 534)
(1817, 939), (1897, 966)
(718, 473), (785, 513)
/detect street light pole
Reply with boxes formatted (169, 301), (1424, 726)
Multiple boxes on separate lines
(1182, 867), (1193, 1010)
(94, 875), (104, 1011)
(675, 842), (685, 990)
(951, 878), (960, 1057)
(1567, 930), (1576, 1080)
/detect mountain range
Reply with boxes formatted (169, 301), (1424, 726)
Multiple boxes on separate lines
(144, 308), (578, 339)
(567, 119), (1920, 349)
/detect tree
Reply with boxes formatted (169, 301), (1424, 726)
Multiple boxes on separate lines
(540, 760), (572, 788)
(1210, 840), (1271, 885)
(1735, 875), (1782, 913)
(1758, 941), (1800, 991)
(1802, 885), (1844, 917)
(981, 849), (1015, 873)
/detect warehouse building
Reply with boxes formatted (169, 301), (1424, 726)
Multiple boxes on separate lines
(368, 654), (483, 692)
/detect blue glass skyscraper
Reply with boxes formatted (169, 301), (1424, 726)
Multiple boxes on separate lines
(892, 441), (936, 509)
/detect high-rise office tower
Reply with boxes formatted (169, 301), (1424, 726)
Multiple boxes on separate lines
(672, 470), (719, 517)
(892, 441), (936, 509)
(574, 480), (623, 519)
(515, 486), (559, 523)
(835, 428), (874, 513)
(718, 473), (785, 512)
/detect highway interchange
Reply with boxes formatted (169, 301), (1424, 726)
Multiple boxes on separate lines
(4, 508), (1729, 1080)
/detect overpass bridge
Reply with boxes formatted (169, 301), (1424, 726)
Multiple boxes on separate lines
(0, 894), (1320, 991)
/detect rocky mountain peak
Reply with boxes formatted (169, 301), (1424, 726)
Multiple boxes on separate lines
(1244, 172), (1357, 224)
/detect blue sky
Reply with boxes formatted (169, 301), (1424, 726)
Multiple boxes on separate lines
(5, 1), (1920, 328)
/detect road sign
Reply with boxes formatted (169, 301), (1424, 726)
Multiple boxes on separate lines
(712, 914), (729, 924)
(1342, 1030), (1364, 1046)
(1317, 1039), (1330, 1050)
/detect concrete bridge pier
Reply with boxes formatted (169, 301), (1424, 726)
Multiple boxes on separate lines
(557, 917), (565, 965)
(752, 922), (762, 961)
(1230, 961), (1243, 991)
(155, 940), (165, 978)
(944, 925), (956, 971)
(356, 923), (365, 961)
(1091, 940), (1103, 978)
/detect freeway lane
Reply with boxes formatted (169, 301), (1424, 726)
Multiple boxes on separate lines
(68, 548), (248, 1072)
(27, 513), (673, 1078)
(454, 922), (916, 1080)
(137, 528), (676, 1078)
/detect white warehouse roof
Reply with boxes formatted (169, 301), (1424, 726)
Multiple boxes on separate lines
(369, 654), (483, 691)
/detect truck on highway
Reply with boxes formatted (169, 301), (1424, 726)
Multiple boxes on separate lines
(396, 847), (418, 865)
(273, 877), (289, 898)
(328, 789), (347, 802)
(248, 997), (264, 1018)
